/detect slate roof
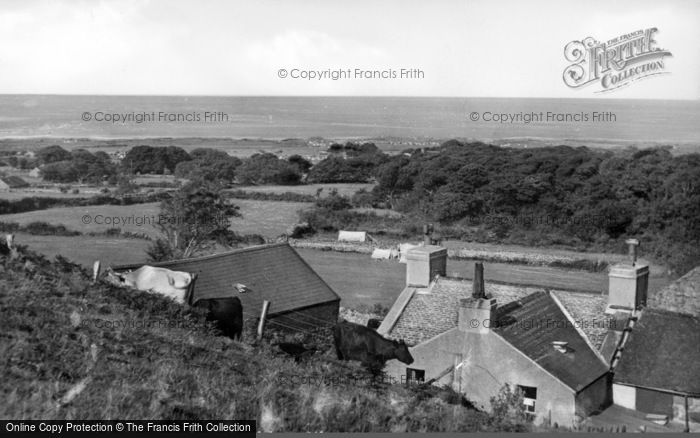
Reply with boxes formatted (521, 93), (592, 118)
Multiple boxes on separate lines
(384, 277), (611, 348)
(649, 266), (700, 316)
(113, 243), (340, 321)
(614, 308), (700, 395)
(492, 291), (609, 392)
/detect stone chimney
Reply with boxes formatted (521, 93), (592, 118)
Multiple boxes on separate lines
(458, 298), (497, 334)
(607, 239), (649, 313)
(405, 245), (447, 288)
(458, 263), (496, 334)
(472, 262), (485, 299)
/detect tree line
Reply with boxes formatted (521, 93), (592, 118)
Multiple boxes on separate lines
(301, 140), (700, 274)
(33, 145), (318, 186)
(369, 141), (700, 274)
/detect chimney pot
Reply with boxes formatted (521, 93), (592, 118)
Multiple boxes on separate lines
(423, 223), (434, 245)
(472, 262), (485, 299)
(625, 238), (640, 266)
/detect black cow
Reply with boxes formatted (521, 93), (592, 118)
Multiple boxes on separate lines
(184, 274), (243, 340)
(334, 320), (413, 373)
(366, 318), (381, 330)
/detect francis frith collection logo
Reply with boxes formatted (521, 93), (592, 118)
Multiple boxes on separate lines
(563, 28), (672, 93)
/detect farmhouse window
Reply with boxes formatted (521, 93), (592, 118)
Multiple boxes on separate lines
(406, 368), (425, 384)
(517, 385), (537, 414)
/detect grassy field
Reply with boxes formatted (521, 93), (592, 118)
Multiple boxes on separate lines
(295, 249), (673, 309)
(1, 199), (310, 239)
(442, 241), (634, 269)
(11, 233), (151, 267)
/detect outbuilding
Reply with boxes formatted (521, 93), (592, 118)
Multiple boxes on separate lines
(113, 243), (340, 336)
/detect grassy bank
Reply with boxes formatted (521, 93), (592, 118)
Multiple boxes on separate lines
(0, 245), (529, 431)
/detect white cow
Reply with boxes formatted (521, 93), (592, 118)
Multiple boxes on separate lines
(105, 266), (193, 304)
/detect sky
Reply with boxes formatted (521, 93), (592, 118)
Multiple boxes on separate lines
(0, 0), (698, 99)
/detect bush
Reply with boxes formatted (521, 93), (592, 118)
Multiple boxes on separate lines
(122, 145), (191, 174)
(37, 145), (72, 164)
(316, 190), (352, 211)
(23, 221), (81, 236)
(286, 222), (315, 238)
(0, 192), (171, 215)
(489, 384), (532, 431)
(145, 238), (175, 262)
(236, 153), (302, 185)
(41, 149), (117, 183)
(225, 190), (315, 203)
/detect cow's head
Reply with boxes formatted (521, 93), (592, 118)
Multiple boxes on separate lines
(168, 272), (192, 289)
(393, 339), (414, 365)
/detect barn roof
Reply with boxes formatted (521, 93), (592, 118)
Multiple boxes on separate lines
(613, 308), (700, 395)
(492, 291), (609, 392)
(648, 265), (700, 316)
(382, 277), (611, 348)
(113, 243), (340, 320)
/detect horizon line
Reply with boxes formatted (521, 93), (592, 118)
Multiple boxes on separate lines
(0, 93), (697, 102)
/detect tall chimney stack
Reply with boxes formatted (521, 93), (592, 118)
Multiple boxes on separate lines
(472, 262), (485, 299)
(607, 238), (648, 313)
(405, 245), (447, 288)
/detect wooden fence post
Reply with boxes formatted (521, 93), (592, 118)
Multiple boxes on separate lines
(257, 300), (271, 341)
(92, 260), (101, 284)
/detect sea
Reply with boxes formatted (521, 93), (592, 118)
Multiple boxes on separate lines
(0, 95), (698, 150)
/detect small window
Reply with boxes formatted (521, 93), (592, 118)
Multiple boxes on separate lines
(406, 368), (425, 384)
(517, 385), (537, 414)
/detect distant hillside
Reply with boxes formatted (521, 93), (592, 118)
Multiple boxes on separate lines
(0, 244), (526, 432)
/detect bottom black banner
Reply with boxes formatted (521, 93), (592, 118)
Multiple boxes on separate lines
(1, 421), (256, 437)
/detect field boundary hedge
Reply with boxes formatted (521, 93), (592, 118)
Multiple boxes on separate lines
(290, 239), (609, 272)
